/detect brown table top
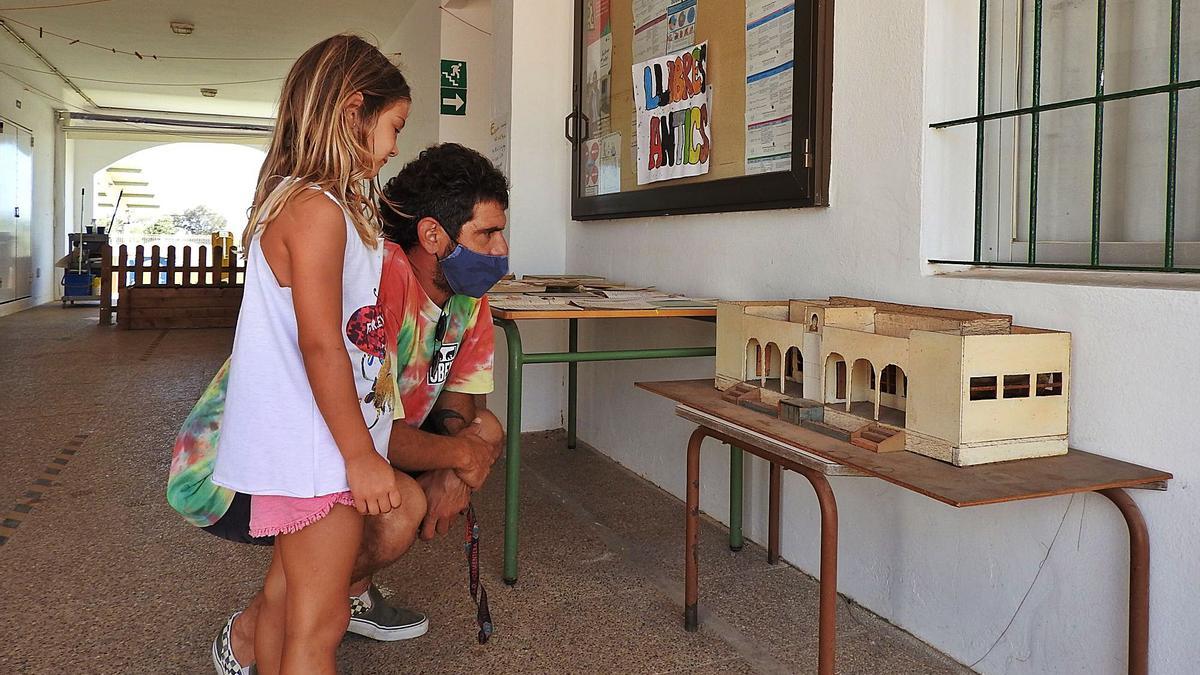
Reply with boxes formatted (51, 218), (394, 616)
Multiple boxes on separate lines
(636, 379), (1172, 508)
(491, 307), (717, 320)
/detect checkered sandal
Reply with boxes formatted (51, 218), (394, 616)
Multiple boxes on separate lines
(211, 611), (253, 675)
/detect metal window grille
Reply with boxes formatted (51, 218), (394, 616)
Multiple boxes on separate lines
(930, 0), (1196, 273)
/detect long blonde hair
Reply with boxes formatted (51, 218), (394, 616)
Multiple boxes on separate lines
(243, 34), (412, 251)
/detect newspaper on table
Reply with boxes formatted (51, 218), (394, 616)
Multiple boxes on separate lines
(570, 297), (660, 310)
(490, 279), (548, 293)
(648, 297), (716, 308)
(597, 289), (665, 298)
(488, 294), (583, 311)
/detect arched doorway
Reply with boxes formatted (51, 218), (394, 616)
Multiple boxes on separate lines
(824, 353), (846, 404)
(762, 342), (783, 388)
(877, 364), (908, 427)
(90, 142), (266, 251)
(745, 339), (762, 381)
(850, 358), (875, 417)
(784, 346), (803, 397)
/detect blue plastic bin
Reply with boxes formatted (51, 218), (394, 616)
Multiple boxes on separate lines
(63, 272), (94, 297)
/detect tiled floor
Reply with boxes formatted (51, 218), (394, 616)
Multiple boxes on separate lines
(0, 305), (971, 674)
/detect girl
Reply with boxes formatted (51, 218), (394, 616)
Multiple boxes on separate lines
(211, 35), (412, 674)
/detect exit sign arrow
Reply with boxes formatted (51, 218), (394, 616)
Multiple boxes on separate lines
(440, 86), (467, 115)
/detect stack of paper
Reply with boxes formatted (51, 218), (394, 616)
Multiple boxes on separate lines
(489, 294), (582, 311)
(491, 279), (548, 293)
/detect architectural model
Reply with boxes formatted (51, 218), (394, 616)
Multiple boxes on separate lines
(715, 298), (1071, 466)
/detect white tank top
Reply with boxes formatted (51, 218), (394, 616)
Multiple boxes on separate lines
(212, 185), (389, 497)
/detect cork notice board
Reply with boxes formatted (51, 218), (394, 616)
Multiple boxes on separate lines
(607, 0), (748, 192)
(571, 0), (833, 220)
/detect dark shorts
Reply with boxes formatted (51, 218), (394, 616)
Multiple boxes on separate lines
(201, 491), (274, 546)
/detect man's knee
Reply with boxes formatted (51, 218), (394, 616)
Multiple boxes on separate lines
(474, 408), (504, 447)
(395, 471), (427, 524)
(361, 471), (426, 567)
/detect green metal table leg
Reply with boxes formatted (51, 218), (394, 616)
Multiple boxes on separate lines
(498, 319), (524, 585)
(567, 318), (578, 449)
(729, 445), (744, 551)
(491, 315), (715, 585)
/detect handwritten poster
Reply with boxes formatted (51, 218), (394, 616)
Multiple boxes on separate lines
(632, 42), (712, 185)
(745, 1), (795, 174)
(488, 117), (510, 176)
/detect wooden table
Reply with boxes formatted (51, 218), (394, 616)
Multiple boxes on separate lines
(636, 379), (1172, 675)
(492, 306), (716, 584)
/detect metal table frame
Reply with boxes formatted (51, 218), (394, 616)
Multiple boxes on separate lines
(673, 404), (1159, 675)
(493, 314), (715, 584)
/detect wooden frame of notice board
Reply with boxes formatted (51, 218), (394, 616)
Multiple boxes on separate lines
(568, 0), (833, 221)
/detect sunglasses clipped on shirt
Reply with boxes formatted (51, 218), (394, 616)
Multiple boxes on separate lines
(428, 308), (451, 377)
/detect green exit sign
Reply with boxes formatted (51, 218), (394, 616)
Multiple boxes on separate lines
(440, 60), (467, 116)
(440, 59), (467, 88)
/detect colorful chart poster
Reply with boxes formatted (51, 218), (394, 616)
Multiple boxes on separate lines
(632, 0), (669, 62)
(745, 1), (795, 174)
(584, 0), (613, 134)
(632, 42), (712, 185)
(666, 0), (698, 53)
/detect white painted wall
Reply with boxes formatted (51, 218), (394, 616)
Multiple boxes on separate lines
(69, 138), (171, 239)
(0, 72), (59, 315)
(481, 1), (1200, 673)
(381, 0), (443, 184)
(438, 0), (494, 153)
(486, 0), (574, 432)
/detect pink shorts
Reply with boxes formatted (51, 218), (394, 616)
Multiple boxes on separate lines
(248, 491), (356, 538)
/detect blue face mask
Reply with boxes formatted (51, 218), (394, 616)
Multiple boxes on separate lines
(439, 242), (509, 298)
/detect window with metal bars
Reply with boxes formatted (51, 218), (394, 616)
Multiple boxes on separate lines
(930, 0), (1199, 273)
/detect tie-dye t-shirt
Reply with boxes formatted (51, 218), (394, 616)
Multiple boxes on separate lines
(375, 241), (495, 424)
(167, 241), (494, 527)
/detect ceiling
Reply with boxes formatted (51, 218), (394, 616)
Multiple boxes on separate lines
(0, 0), (422, 118)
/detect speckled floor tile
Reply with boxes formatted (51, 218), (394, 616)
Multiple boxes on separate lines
(0, 305), (969, 674)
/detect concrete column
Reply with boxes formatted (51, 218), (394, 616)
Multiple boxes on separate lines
(487, 0), (573, 432)
(873, 365), (881, 420)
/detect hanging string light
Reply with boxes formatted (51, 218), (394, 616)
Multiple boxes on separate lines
(1, 60), (284, 86)
(0, 14), (297, 61)
(0, 0), (113, 10)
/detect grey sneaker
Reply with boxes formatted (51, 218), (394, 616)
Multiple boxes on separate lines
(347, 584), (429, 641)
(212, 611), (253, 675)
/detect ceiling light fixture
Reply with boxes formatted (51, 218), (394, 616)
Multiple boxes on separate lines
(200, 88), (217, 97)
(170, 21), (194, 36)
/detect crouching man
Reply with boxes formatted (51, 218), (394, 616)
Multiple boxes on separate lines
(168, 144), (512, 674)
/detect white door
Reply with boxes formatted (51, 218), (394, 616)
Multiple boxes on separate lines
(0, 120), (16, 304)
(14, 127), (33, 299)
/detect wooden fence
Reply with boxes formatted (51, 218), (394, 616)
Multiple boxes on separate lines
(100, 244), (246, 328)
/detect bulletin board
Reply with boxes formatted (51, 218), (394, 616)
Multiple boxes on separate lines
(570, 0), (833, 220)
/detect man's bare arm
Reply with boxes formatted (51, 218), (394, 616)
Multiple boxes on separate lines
(385, 392), (501, 487)
(426, 391), (478, 434)
(410, 392), (505, 540)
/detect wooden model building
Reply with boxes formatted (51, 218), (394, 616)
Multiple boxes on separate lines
(714, 298), (1071, 466)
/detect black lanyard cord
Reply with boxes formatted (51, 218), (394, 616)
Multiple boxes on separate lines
(464, 502), (493, 643)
